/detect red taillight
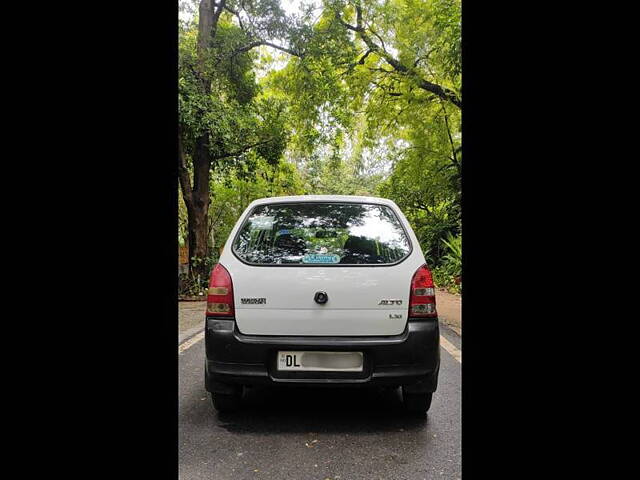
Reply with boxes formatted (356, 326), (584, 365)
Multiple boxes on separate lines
(206, 263), (234, 316)
(409, 264), (437, 318)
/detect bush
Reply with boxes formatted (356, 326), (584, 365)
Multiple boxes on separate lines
(178, 255), (217, 297)
(431, 233), (462, 294)
(432, 264), (461, 294)
(441, 232), (461, 274)
(178, 272), (207, 297)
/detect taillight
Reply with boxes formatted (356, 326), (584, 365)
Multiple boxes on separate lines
(409, 264), (437, 318)
(206, 263), (234, 316)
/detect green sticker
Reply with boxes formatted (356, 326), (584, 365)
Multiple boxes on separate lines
(302, 254), (341, 264)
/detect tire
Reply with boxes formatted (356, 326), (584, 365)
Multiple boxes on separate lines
(402, 389), (433, 414)
(211, 391), (242, 413)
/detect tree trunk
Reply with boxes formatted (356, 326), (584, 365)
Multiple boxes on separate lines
(197, 0), (215, 56)
(178, 0), (225, 281)
(187, 134), (213, 280)
(187, 202), (209, 280)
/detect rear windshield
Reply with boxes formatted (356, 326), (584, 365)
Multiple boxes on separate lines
(232, 202), (411, 265)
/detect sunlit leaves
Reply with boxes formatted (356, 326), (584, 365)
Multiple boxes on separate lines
(178, 0), (461, 267)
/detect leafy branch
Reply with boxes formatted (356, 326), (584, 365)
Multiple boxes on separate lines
(334, 2), (461, 109)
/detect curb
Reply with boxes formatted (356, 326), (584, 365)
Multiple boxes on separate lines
(447, 325), (462, 336)
(179, 324), (204, 345)
(439, 318), (462, 337)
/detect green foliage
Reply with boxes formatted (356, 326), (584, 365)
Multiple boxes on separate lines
(265, 0), (462, 266)
(432, 264), (460, 294)
(178, 0), (462, 287)
(178, 271), (207, 296)
(207, 156), (306, 261)
(442, 232), (461, 269)
(432, 232), (461, 294)
(179, 13), (291, 166)
(178, 185), (188, 247)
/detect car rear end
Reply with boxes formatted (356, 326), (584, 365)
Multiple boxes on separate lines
(204, 195), (440, 413)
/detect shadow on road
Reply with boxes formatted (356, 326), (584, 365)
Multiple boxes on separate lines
(216, 386), (429, 435)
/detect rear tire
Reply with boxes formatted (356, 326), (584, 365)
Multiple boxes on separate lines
(211, 391), (242, 413)
(402, 389), (432, 414)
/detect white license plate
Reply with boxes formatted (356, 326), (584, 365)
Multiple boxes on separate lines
(277, 351), (363, 372)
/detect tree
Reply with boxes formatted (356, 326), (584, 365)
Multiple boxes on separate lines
(178, 0), (462, 281)
(264, 0), (461, 260)
(178, 0), (296, 278)
(332, 0), (461, 108)
(178, 0), (225, 279)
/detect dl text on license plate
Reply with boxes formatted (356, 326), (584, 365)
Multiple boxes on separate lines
(277, 351), (363, 371)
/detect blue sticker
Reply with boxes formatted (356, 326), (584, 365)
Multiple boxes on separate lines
(277, 229), (291, 235)
(302, 254), (341, 264)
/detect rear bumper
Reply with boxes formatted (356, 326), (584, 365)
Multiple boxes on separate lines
(204, 317), (440, 394)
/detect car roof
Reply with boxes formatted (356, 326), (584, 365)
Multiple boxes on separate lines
(247, 195), (398, 207)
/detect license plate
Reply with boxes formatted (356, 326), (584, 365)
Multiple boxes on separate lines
(277, 351), (363, 372)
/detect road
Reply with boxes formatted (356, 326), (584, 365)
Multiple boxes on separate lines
(179, 302), (461, 480)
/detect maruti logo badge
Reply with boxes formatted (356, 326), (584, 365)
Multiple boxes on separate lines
(378, 299), (403, 305)
(241, 298), (266, 304)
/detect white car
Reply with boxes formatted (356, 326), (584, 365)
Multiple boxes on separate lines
(204, 195), (440, 414)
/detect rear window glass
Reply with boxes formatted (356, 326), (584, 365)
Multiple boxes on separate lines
(232, 202), (411, 265)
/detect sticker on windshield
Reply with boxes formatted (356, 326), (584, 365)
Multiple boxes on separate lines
(302, 253), (341, 264)
(250, 216), (274, 230)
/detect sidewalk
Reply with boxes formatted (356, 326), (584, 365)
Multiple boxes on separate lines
(436, 288), (462, 336)
(179, 301), (206, 344)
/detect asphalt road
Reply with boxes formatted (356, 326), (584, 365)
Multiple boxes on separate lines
(179, 325), (461, 480)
